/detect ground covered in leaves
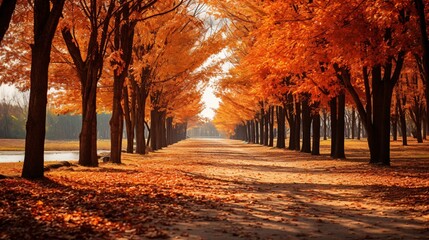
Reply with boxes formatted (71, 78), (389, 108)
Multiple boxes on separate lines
(1, 139), (429, 239)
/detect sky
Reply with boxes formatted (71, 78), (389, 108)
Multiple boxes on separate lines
(201, 84), (220, 120)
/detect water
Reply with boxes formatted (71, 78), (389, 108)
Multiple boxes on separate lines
(0, 151), (105, 163)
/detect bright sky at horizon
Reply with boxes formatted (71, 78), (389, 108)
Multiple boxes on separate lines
(200, 84), (220, 120)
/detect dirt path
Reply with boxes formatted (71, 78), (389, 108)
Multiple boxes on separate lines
(145, 139), (429, 240)
(1, 138), (428, 239)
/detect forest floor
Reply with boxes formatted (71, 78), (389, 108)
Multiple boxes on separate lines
(1, 138), (429, 239)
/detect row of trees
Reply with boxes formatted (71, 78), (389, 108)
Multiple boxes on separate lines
(210, 0), (429, 165)
(0, 0), (225, 178)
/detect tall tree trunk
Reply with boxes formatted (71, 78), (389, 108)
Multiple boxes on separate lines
(334, 92), (346, 159)
(409, 98), (424, 143)
(323, 109), (327, 140)
(0, 0), (17, 43)
(166, 117), (173, 145)
(264, 107), (269, 146)
(294, 98), (301, 151)
(351, 107), (356, 139)
(392, 101), (398, 141)
(276, 106), (286, 148)
(269, 106), (274, 147)
(246, 120), (253, 143)
(259, 108), (264, 145)
(414, 0), (429, 136)
(312, 111), (320, 155)
(285, 96), (295, 150)
(109, 5), (135, 163)
(123, 85), (135, 153)
(255, 119), (259, 144)
(329, 98), (337, 157)
(301, 95), (311, 153)
(398, 93), (408, 145)
(79, 72), (99, 167)
(22, 0), (65, 179)
(150, 108), (160, 151)
(423, 113), (427, 140)
(160, 111), (167, 148)
(357, 115), (361, 140)
(339, 57), (404, 166)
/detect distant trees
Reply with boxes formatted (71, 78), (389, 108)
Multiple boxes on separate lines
(210, 0), (428, 166)
(0, 0), (225, 178)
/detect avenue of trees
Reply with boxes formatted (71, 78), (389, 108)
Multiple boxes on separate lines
(0, 0), (225, 178)
(1, 0), (429, 179)
(211, 0), (429, 165)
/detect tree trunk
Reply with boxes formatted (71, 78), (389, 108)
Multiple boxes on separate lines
(312, 111), (320, 155)
(294, 98), (301, 151)
(285, 95), (295, 150)
(351, 107), (356, 139)
(357, 115), (361, 140)
(150, 108), (159, 151)
(109, 5), (135, 163)
(301, 96), (311, 153)
(323, 109), (327, 140)
(123, 85), (135, 153)
(166, 117), (173, 145)
(22, 0), (65, 179)
(255, 119), (259, 144)
(276, 106), (286, 148)
(423, 113), (427, 140)
(334, 92), (346, 159)
(160, 111), (167, 148)
(398, 94), (407, 146)
(79, 73), (99, 167)
(264, 107), (269, 146)
(0, 0), (17, 43)
(329, 98), (337, 157)
(269, 106), (274, 147)
(409, 93), (424, 143)
(414, 0), (429, 138)
(260, 109), (265, 145)
(392, 101), (398, 141)
(247, 120), (252, 143)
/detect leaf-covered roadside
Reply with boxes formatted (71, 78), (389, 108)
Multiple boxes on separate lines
(1, 139), (429, 239)
(0, 161), (226, 239)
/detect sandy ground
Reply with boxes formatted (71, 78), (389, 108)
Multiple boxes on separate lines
(1, 138), (428, 239)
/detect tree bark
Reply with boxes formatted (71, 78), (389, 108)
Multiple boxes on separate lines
(323, 109), (327, 140)
(294, 98), (301, 151)
(268, 106), (274, 147)
(414, 0), (429, 138)
(301, 95), (311, 153)
(334, 92), (346, 159)
(312, 111), (320, 155)
(109, 5), (135, 163)
(255, 119), (259, 144)
(123, 84), (135, 153)
(0, 0), (17, 43)
(264, 107), (269, 146)
(276, 106), (286, 148)
(397, 92), (407, 146)
(285, 94), (295, 150)
(351, 107), (356, 139)
(22, 0), (65, 179)
(329, 98), (337, 157)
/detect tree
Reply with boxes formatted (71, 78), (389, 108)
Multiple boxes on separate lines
(0, 0), (17, 43)
(22, 0), (65, 179)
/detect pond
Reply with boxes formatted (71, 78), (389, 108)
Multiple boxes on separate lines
(0, 151), (107, 163)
